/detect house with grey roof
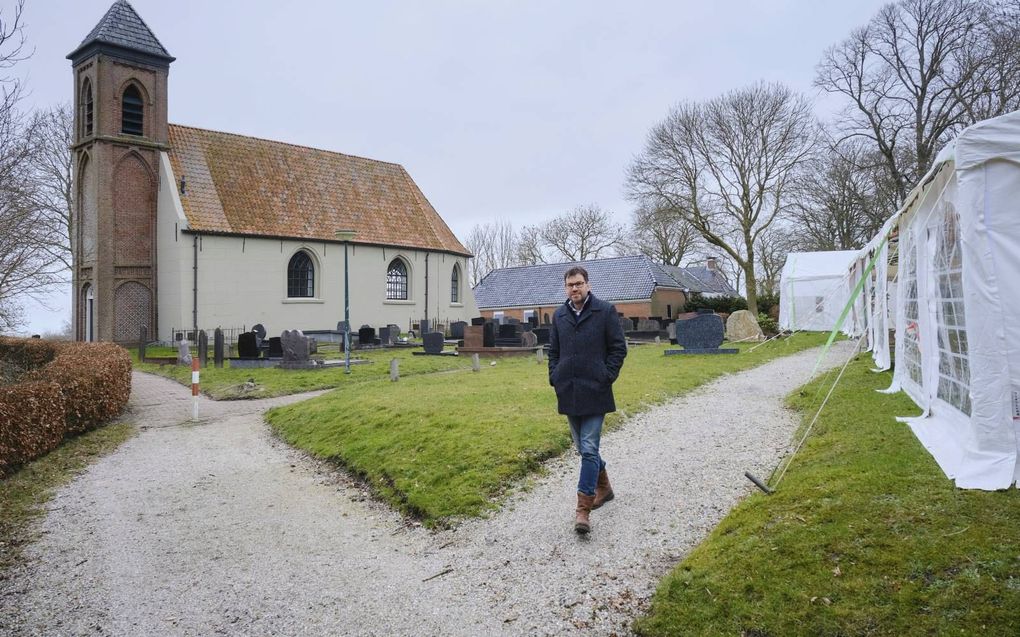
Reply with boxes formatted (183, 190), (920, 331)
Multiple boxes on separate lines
(472, 255), (738, 323)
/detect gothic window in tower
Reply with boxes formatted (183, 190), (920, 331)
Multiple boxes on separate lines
(121, 85), (144, 135)
(81, 78), (94, 137)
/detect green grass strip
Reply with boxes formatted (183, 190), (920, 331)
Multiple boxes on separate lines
(634, 356), (1020, 636)
(0, 423), (136, 575)
(267, 333), (829, 526)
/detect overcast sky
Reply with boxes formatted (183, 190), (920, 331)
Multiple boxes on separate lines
(9, 0), (889, 335)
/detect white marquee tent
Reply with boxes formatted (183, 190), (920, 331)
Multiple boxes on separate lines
(864, 109), (1020, 490)
(778, 250), (860, 333)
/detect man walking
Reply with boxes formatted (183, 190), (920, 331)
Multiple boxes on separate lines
(548, 266), (628, 534)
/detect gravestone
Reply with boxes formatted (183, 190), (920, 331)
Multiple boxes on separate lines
(532, 327), (551, 345)
(237, 332), (259, 359)
(308, 338), (318, 354)
(387, 324), (401, 339)
(496, 322), (524, 347)
(419, 320), (430, 336)
(390, 358), (399, 381)
(471, 316), (486, 326)
(450, 321), (467, 340)
(464, 325), (483, 349)
(197, 330), (208, 368)
(482, 321), (496, 348)
(268, 337), (283, 358)
(726, 310), (764, 342)
(337, 321), (350, 334)
(214, 328), (225, 368)
(666, 313), (738, 355)
(138, 325), (147, 362)
(423, 332), (445, 354)
(378, 326), (394, 346)
(667, 322), (677, 343)
(627, 317), (640, 330)
(281, 329), (311, 363)
(252, 323), (267, 348)
(527, 315), (538, 328)
(359, 326), (376, 347)
(521, 331), (538, 348)
(637, 318), (661, 332)
(177, 339), (192, 365)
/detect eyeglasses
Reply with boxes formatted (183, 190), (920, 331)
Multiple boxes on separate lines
(565, 281), (587, 289)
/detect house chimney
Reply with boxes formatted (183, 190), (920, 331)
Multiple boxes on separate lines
(706, 257), (718, 271)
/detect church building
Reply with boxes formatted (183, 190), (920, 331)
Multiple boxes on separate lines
(68, 1), (478, 343)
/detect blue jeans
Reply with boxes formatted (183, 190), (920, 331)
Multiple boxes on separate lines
(568, 414), (606, 496)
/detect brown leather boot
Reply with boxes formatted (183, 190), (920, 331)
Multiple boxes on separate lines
(592, 468), (614, 509)
(575, 492), (595, 534)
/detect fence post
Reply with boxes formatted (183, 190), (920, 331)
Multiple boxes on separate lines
(472, 353), (480, 372)
(390, 358), (399, 382)
(191, 357), (200, 420)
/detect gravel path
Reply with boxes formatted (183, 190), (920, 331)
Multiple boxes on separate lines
(1, 341), (855, 636)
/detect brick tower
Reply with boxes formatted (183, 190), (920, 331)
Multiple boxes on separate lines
(67, 0), (173, 342)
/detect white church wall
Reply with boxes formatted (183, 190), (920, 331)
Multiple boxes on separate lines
(156, 153), (191, 341)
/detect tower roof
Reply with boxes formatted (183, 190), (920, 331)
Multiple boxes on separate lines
(67, 0), (174, 66)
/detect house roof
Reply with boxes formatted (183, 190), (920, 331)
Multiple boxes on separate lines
(660, 264), (738, 296)
(166, 124), (470, 256)
(68, 0), (174, 64)
(473, 255), (692, 309)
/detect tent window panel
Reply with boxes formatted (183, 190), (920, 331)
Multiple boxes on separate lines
(933, 202), (971, 416)
(901, 234), (924, 388)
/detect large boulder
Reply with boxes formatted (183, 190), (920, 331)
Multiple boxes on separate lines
(726, 310), (764, 342)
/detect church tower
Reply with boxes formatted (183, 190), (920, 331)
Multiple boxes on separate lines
(67, 0), (174, 342)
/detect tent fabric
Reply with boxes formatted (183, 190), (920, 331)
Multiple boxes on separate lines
(778, 250), (858, 332)
(872, 109), (1020, 490)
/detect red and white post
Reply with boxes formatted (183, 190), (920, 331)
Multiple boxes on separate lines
(191, 357), (200, 420)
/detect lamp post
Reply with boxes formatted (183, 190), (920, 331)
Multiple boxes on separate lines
(335, 229), (357, 374)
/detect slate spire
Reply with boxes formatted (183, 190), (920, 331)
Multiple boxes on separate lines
(67, 0), (174, 66)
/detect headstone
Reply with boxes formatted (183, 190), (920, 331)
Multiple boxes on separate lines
(627, 317), (640, 330)
(506, 317), (520, 325)
(252, 323), (267, 348)
(337, 321), (350, 334)
(532, 327), (551, 345)
(726, 310), (765, 342)
(471, 316), (486, 326)
(419, 320), (430, 336)
(482, 321), (496, 348)
(138, 325), (147, 362)
(197, 330), (208, 368)
(268, 336), (283, 358)
(359, 326), (376, 347)
(238, 332), (259, 359)
(308, 338), (318, 354)
(464, 325), (483, 349)
(390, 358), (399, 381)
(450, 321), (467, 340)
(637, 318), (661, 332)
(378, 326), (394, 346)
(527, 315), (538, 328)
(676, 313), (725, 349)
(281, 329), (311, 362)
(387, 324), (401, 339)
(619, 317), (633, 335)
(472, 353), (480, 372)
(214, 328), (225, 368)
(667, 322), (677, 343)
(536, 347), (545, 363)
(423, 332), (445, 354)
(177, 339), (192, 365)
(521, 331), (538, 348)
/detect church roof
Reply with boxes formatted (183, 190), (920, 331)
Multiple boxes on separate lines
(68, 0), (174, 64)
(166, 124), (470, 256)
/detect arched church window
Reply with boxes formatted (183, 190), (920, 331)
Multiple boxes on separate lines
(81, 78), (94, 137)
(450, 264), (460, 303)
(387, 259), (408, 300)
(287, 251), (315, 298)
(121, 85), (144, 135)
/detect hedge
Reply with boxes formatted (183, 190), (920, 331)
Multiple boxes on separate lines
(0, 338), (132, 476)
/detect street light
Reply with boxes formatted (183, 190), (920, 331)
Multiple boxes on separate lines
(335, 229), (357, 374)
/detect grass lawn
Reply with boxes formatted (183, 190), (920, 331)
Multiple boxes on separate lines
(633, 356), (1020, 636)
(0, 423), (136, 575)
(134, 346), (472, 399)
(266, 333), (829, 526)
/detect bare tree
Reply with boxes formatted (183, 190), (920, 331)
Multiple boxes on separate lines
(618, 199), (700, 266)
(23, 103), (73, 271)
(815, 0), (1016, 204)
(627, 82), (819, 315)
(515, 224), (548, 266)
(464, 220), (517, 286)
(541, 204), (623, 262)
(755, 224), (799, 296)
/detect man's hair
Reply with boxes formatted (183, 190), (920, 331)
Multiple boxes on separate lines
(563, 266), (589, 282)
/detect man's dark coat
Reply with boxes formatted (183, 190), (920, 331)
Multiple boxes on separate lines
(548, 293), (628, 416)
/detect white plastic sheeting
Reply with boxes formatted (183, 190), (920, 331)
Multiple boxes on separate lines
(874, 109), (1020, 490)
(778, 250), (859, 332)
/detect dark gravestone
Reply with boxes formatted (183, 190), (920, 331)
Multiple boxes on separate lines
(532, 327), (550, 345)
(666, 313), (738, 355)
(419, 320), (430, 336)
(378, 326), (394, 346)
(252, 323), (267, 348)
(506, 317), (520, 325)
(197, 330), (209, 368)
(214, 328), (225, 368)
(138, 325), (147, 362)
(238, 332), (259, 359)
(268, 336), (283, 358)
(637, 319), (661, 332)
(337, 321), (349, 334)
(450, 321), (467, 340)
(496, 322), (524, 347)
(359, 326), (376, 346)
(527, 315), (538, 328)
(627, 317), (640, 330)
(619, 317), (633, 335)
(422, 332), (445, 354)
(482, 321), (496, 347)
(471, 316), (486, 326)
